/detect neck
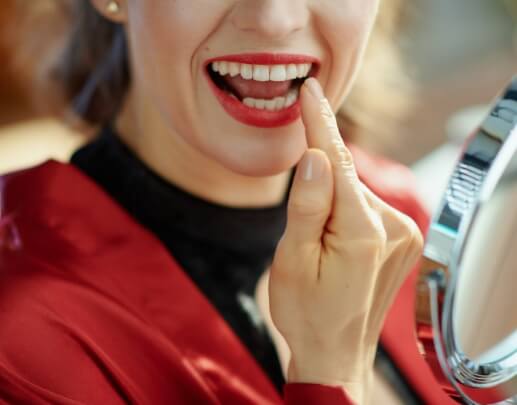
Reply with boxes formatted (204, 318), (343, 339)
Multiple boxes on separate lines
(115, 87), (293, 209)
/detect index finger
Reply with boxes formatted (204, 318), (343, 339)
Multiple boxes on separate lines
(300, 78), (376, 237)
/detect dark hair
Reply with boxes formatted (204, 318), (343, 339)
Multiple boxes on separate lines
(54, 1), (129, 124)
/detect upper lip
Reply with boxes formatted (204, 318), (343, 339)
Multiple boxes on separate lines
(205, 52), (320, 68)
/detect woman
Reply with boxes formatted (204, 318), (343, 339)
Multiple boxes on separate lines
(0, 1), (453, 404)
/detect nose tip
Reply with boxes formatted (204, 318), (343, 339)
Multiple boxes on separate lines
(231, 1), (309, 40)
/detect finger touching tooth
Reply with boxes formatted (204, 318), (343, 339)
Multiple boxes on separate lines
(304, 77), (325, 99)
(301, 78), (354, 170)
(300, 78), (367, 234)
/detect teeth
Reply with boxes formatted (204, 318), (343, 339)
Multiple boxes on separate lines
(211, 61), (313, 82)
(228, 62), (240, 77)
(242, 88), (299, 111)
(275, 97), (286, 110)
(287, 64), (299, 80)
(243, 98), (255, 108)
(255, 99), (266, 109)
(253, 65), (270, 82)
(218, 61), (228, 75)
(240, 64), (253, 80)
(297, 64), (306, 78)
(269, 65), (287, 81)
(265, 99), (277, 111)
(285, 89), (298, 106)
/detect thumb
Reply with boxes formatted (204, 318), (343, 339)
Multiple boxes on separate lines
(283, 148), (333, 248)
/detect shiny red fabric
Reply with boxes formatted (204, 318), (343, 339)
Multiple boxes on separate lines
(0, 148), (454, 404)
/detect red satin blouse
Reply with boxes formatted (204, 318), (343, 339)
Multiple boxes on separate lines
(0, 146), (455, 404)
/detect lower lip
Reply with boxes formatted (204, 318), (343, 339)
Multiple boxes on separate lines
(204, 70), (301, 128)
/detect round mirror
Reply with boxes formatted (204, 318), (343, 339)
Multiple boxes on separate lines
(416, 76), (517, 404)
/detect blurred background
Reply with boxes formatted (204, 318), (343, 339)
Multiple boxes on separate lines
(0, 0), (516, 211)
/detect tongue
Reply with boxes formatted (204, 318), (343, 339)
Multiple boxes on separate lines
(222, 75), (293, 100)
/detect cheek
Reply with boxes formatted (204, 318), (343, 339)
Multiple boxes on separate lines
(125, 1), (221, 126)
(127, 1), (216, 59)
(319, 0), (379, 35)
(315, 0), (380, 106)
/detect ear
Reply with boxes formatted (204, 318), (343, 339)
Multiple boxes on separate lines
(89, 0), (128, 24)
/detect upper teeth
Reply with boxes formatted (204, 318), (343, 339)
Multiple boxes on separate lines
(211, 61), (312, 82)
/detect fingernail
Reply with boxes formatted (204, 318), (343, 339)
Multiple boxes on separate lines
(304, 78), (325, 100)
(300, 152), (325, 181)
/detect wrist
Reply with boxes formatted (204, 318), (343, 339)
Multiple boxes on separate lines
(287, 357), (364, 404)
(286, 346), (376, 404)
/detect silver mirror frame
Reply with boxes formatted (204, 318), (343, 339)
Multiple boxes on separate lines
(416, 76), (517, 404)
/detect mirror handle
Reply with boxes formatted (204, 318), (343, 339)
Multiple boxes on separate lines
(416, 257), (475, 404)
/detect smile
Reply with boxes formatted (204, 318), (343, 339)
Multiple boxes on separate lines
(204, 53), (320, 128)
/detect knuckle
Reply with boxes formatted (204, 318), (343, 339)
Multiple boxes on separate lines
(320, 98), (337, 123)
(330, 139), (354, 169)
(381, 209), (424, 261)
(319, 99), (354, 169)
(409, 225), (424, 254)
(344, 218), (387, 258)
(396, 214), (424, 254)
(388, 210), (416, 236)
(375, 226), (388, 248)
(365, 225), (387, 249)
(366, 211), (388, 247)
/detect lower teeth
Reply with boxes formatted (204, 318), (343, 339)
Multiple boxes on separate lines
(241, 88), (299, 111)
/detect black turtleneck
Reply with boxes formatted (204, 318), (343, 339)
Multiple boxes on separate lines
(70, 125), (292, 392)
(70, 125), (422, 403)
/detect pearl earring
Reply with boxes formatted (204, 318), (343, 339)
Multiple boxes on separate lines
(106, 0), (120, 14)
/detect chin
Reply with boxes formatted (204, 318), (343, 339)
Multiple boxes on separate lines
(210, 140), (305, 178)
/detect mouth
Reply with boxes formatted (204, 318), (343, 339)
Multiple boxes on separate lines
(204, 53), (320, 128)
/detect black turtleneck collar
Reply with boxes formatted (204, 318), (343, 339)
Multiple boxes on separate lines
(70, 125), (295, 255)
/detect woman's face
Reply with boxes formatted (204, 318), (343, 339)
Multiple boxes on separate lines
(102, 0), (380, 176)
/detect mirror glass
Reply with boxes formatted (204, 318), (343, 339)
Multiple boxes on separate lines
(453, 152), (517, 363)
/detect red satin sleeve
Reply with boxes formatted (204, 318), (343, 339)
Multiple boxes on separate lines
(283, 383), (355, 405)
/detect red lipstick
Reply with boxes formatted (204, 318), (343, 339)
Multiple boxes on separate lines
(204, 53), (320, 128)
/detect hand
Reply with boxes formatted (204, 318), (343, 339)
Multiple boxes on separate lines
(268, 78), (424, 404)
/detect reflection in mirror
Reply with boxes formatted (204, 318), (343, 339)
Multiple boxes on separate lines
(454, 152), (517, 362)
